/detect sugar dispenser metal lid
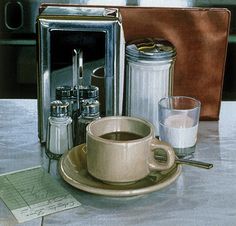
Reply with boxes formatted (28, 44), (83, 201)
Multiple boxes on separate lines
(126, 38), (176, 62)
(50, 100), (69, 117)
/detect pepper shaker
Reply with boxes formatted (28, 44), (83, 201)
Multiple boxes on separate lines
(79, 85), (99, 110)
(75, 99), (100, 145)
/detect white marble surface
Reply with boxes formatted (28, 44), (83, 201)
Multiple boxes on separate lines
(0, 99), (236, 226)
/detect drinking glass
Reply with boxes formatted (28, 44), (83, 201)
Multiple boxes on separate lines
(158, 96), (201, 157)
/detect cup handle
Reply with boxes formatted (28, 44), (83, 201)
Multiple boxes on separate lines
(148, 138), (176, 171)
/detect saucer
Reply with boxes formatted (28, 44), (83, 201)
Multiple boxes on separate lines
(59, 144), (182, 197)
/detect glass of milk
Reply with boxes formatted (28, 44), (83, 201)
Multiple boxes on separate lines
(158, 96), (201, 157)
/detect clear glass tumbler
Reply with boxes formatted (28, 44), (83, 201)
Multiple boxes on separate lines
(158, 96), (201, 157)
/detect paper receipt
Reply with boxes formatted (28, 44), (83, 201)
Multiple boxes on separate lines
(0, 166), (80, 223)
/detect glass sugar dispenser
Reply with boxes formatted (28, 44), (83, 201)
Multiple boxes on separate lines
(46, 100), (73, 160)
(125, 38), (176, 136)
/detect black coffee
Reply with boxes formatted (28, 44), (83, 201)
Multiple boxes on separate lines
(100, 131), (143, 141)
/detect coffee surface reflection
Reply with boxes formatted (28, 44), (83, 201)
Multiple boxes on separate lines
(100, 131), (143, 141)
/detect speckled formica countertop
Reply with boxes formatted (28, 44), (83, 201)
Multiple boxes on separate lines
(0, 99), (235, 226)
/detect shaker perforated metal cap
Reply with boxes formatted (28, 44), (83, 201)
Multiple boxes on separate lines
(81, 100), (100, 117)
(55, 86), (72, 100)
(50, 100), (69, 117)
(126, 38), (176, 61)
(79, 85), (99, 100)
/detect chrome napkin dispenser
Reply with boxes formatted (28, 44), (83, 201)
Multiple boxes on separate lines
(37, 6), (125, 143)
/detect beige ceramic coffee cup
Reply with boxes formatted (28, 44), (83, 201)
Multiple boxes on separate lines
(86, 116), (175, 184)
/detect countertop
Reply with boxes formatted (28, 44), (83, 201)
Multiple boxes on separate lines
(0, 99), (236, 226)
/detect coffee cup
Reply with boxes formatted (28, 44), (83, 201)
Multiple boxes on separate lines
(86, 116), (175, 184)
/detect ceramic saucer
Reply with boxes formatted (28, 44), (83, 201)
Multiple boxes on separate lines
(59, 144), (182, 197)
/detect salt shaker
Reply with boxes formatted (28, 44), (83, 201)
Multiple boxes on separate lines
(75, 99), (100, 145)
(46, 100), (73, 159)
